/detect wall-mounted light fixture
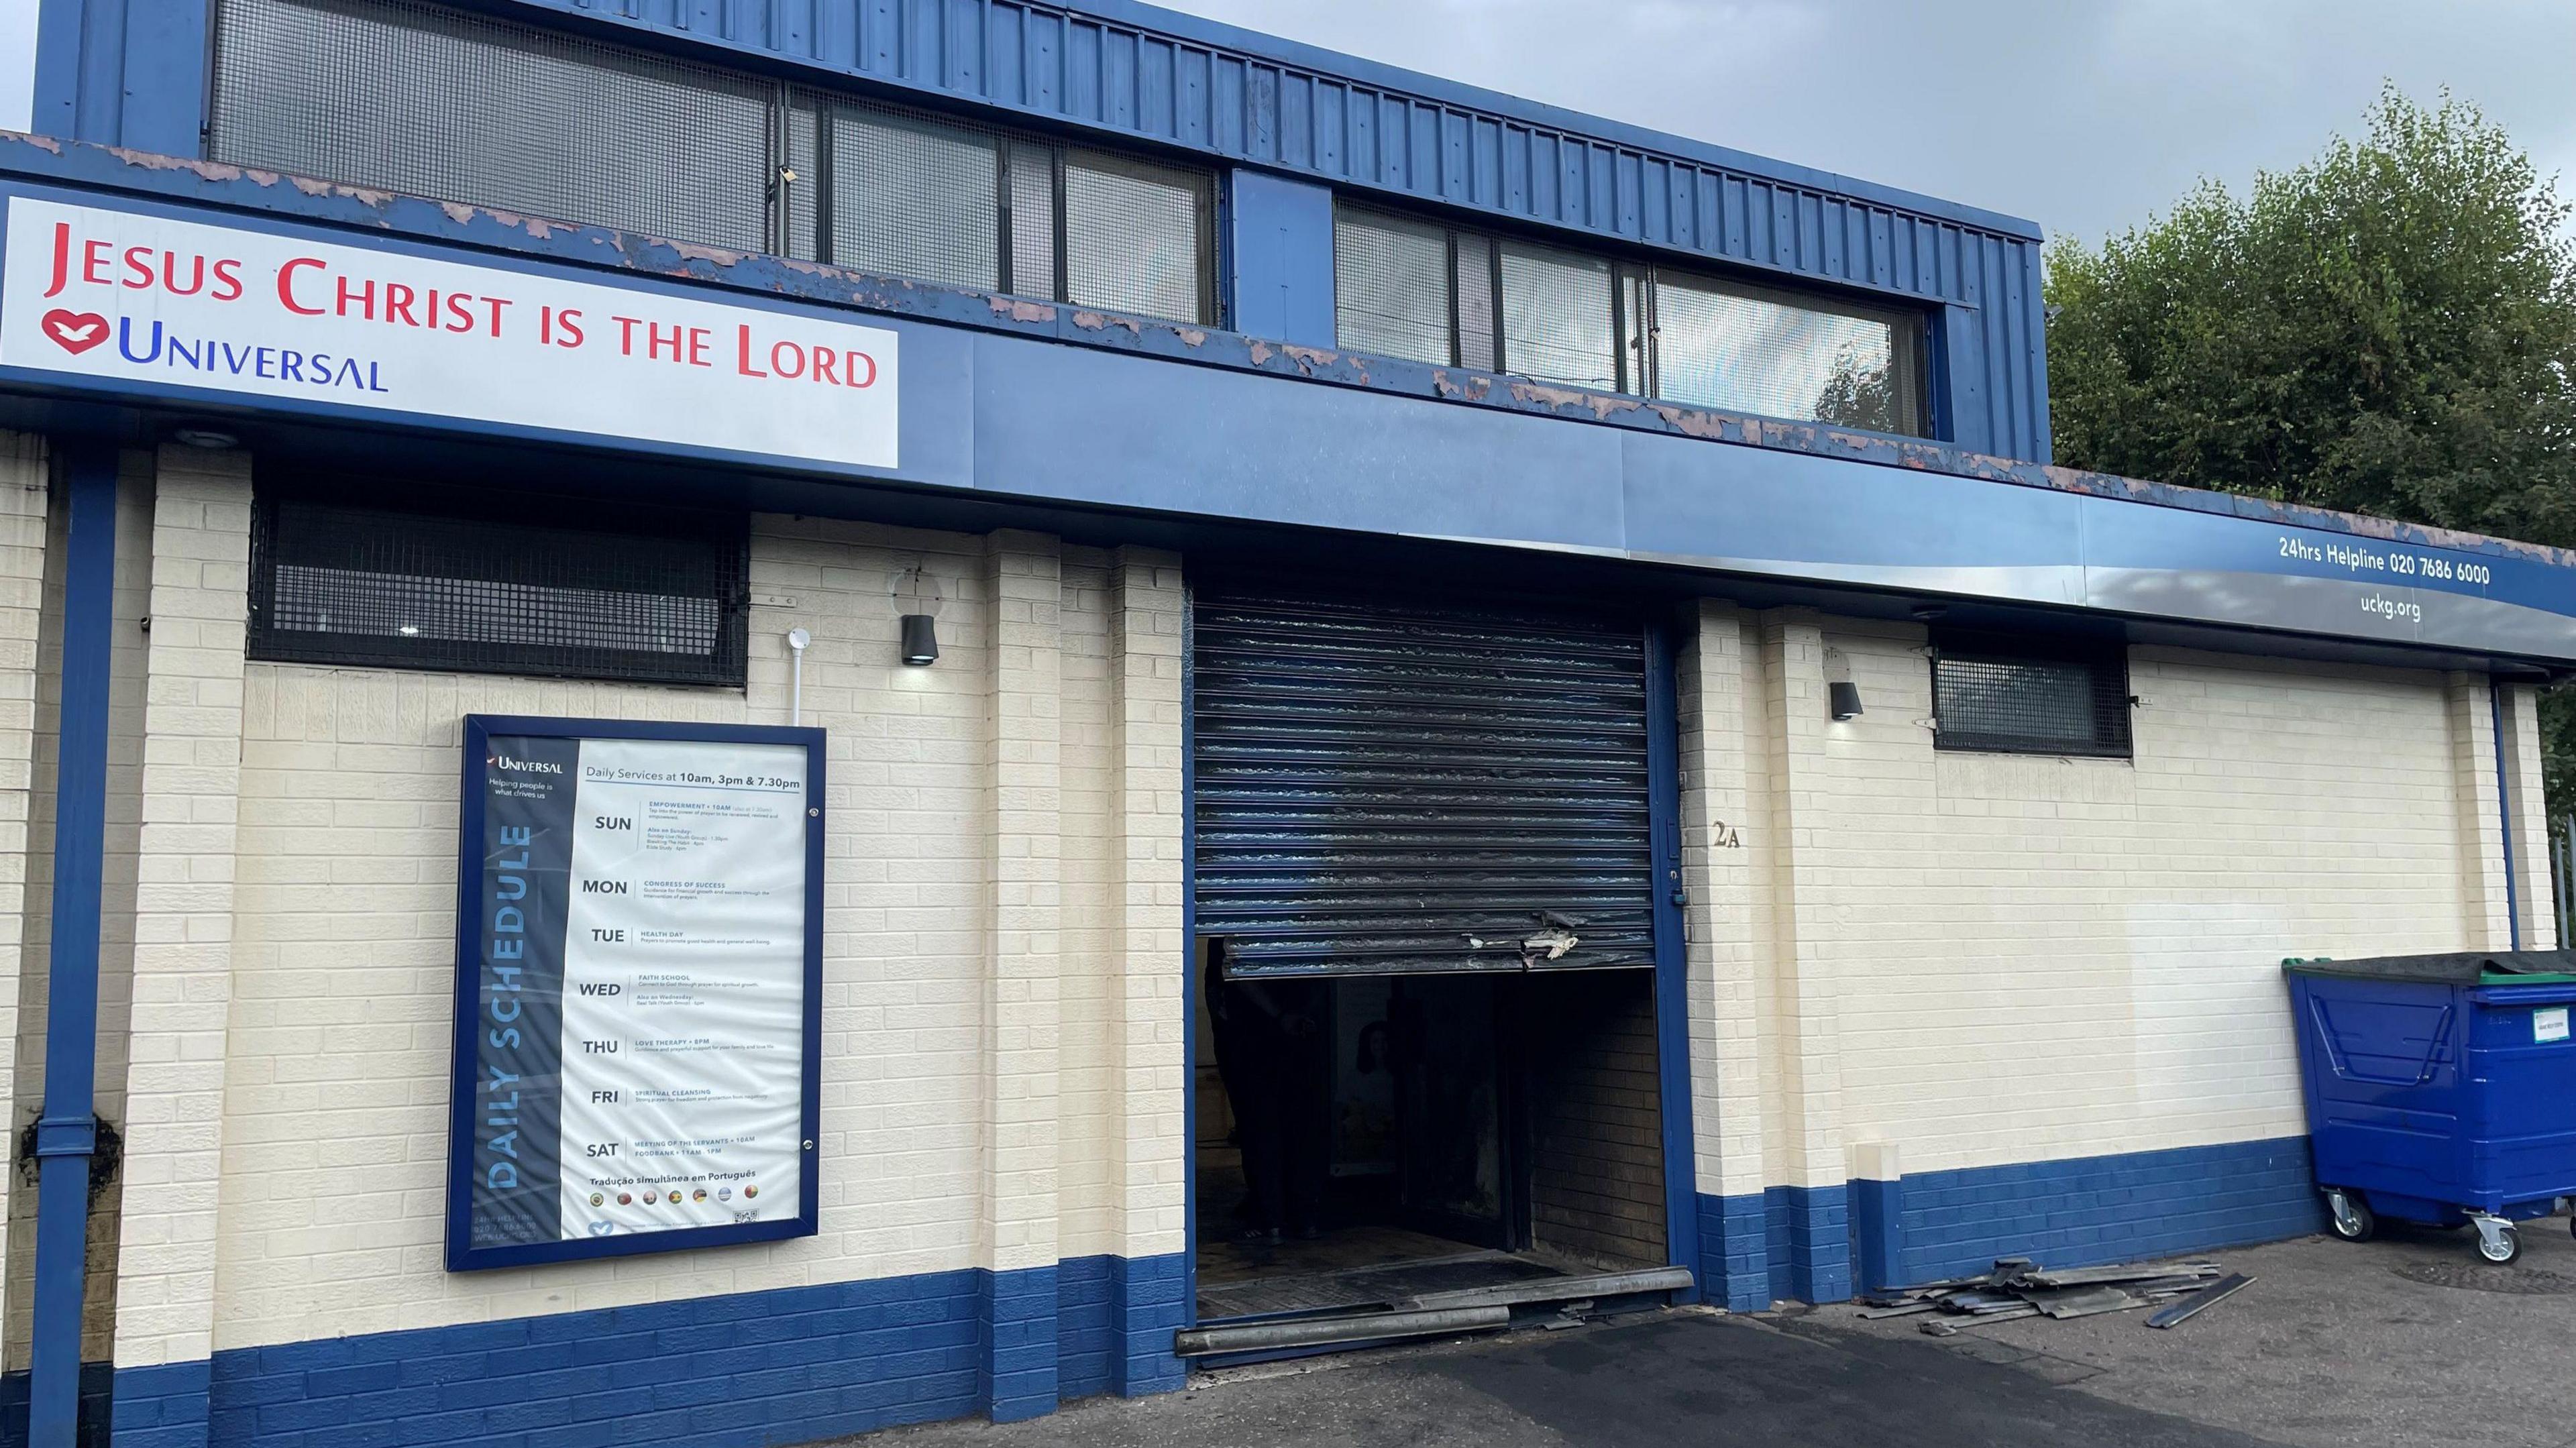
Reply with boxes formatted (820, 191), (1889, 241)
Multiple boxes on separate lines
(1824, 647), (1863, 721)
(900, 614), (939, 667)
(893, 562), (944, 667)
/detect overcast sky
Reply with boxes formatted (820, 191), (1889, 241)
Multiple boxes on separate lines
(1161, 0), (2576, 247)
(0, 1), (2567, 247)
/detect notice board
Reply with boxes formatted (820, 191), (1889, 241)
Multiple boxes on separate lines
(445, 716), (824, 1270)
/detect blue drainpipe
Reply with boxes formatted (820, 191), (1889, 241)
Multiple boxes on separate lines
(2492, 681), (2522, 952)
(28, 442), (117, 1447)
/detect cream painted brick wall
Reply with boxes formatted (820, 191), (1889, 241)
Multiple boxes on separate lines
(1676, 603), (1768, 1201)
(1684, 608), (2532, 1196)
(5, 451), (153, 1370)
(0, 435), (48, 1356)
(1055, 552), (1118, 1260)
(1106, 551), (1185, 1259)
(1805, 628), (2500, 1178)
(1756, 615), (1845, 1191)
(981, 531), (1062, 1274)
(185, 510), (1184, 1354)
(2503, 684), (2557, 950)
(109, 449), (254, 1370)
(2447, 673), (2517, 950)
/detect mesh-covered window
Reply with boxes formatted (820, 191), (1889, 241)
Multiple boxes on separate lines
(1327, 203), (1931, 437)
(786, 93), (824, 263)
(211, 0), (1211, 320)
(210, 0), (772, 252)
(1006, 142), (1061, 302)
(1931, 634), (2132, 758)
(800, 100), (1208, 321)
(1499, 241), (1619, 390)
(1454, 233), (1500, 372)
(828, 107), (1002, 291)
(1654, 272), (1925, 435)
(249, 487), (749, 685)
(1335, 209), (1453, 365)
(1063, 152), (1212, 323)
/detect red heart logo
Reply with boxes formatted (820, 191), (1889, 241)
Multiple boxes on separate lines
(40, 309), (108, 355)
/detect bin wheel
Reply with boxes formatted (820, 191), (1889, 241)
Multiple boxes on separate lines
(2477, 1225), (2521, 1266)
(2326, 1191), (2375, 1243)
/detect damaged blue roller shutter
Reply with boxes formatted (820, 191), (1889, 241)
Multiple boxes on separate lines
(1193, 587), (1656, 979)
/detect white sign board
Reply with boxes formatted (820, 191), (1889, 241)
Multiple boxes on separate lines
(454, 720), (820, 1269)
(0, 197), (898, 467)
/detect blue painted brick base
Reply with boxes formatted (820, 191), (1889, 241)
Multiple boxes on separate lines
(1691, 1184), (1849, 1309)
(1695, 1192), (1770, 1313)
(1851, 1176), (1904, 1296)
(9, 1137), (2321, 1445)
(1049, 1255), (1189, 1404)
(1771, 1184), (1851, 1303)
(980, 1264), (1058, 1423)
(106, 1359), (209, 1448)
(1892, 1135), (2326, 1285)
(0, 1254), (1185, 1448)
(1697, 1135), (2327, 1308)
(1108, 1254), (1189, 1397)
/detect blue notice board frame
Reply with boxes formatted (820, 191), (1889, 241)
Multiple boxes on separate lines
(445, 715), (827, 1272)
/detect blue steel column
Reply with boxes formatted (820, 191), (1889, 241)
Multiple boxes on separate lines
(1641, 624), (1702, 1302)
(28, 441), (118, 1447)
(2491, 682), (2523, 951)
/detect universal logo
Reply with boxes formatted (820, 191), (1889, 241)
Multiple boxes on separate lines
(490, 755), (564, 775)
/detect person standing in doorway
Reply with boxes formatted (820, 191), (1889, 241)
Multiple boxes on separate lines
(1206, 958), (1330, 1245)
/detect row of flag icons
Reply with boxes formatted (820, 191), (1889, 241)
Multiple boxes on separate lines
(589, 1184), (758, 1207)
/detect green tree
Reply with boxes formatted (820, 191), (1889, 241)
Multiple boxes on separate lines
(2045, 86), (2576, 863)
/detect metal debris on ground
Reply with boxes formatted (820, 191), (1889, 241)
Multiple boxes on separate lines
(1849, 1258), (2245, 1334)
(2146, 1273), (2254, 1329)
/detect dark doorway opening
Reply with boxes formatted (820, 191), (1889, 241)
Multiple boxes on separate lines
(1186, 579), (1682, 1327)
(1193, 952), (1667, 1321)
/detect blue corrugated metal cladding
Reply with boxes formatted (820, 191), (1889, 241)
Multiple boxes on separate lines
(32, 0), (2054, 459)
(514, 0), (2051, 460)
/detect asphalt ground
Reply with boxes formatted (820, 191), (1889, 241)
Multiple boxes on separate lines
(849, 1216), (2576, 1448)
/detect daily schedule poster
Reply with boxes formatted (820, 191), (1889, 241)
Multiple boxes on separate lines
(446, 717), (824, 1270)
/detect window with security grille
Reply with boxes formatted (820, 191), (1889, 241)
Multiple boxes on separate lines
(1336, 209), (1454, 365)
(248, 486), (749, 686)
(824, 106), (1006, 292)
(1931, 634), (2133, 757)
(210, 0), (773, 252)
(1330, 202), (1929, 436)
(794, 99), (1212, 323)
(1499, 241), (1620, 390)
(1064, 151), (1215, 323)
(210, 0), (1216, 323)
(798, 103), (1210, 322)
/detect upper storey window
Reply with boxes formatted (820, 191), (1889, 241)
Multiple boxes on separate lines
(1334, 203), (1929, 437)
(795, 101), (1214, 325)
(208, 0), (1216, 325)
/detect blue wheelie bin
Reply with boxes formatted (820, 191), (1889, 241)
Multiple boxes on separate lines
(2284, 950), (2576, 1265)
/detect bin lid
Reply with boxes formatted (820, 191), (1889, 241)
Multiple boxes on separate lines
(2283, 950), (2576, 985)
